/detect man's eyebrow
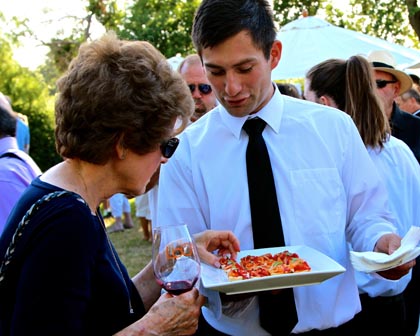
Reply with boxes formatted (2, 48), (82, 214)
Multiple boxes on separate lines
(204, 58), (257, 70)
(204, 63), (223, 70)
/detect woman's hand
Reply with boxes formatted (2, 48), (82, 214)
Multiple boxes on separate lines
(193, 230), (240, 268)
(115, 288), (205, 336)
(127, 230), (240, 335)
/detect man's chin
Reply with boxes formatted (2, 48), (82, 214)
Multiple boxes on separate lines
(192, 112), (206, 120)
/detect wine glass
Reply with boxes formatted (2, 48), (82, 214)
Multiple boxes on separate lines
(152, 224), (201, 295)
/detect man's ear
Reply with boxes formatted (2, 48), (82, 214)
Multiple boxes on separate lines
(394, 82), (402, 98)
(270, 40), (282, 70)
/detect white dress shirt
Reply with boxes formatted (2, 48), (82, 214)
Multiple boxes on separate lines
(158, 88), (396, 334)
(354, 136), (420, 297)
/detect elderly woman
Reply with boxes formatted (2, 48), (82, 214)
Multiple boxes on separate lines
(0, 33), (240, 335)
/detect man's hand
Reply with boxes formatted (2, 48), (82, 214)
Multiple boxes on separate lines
(374, 233), (416, 280)
(193, 230), (240, 268)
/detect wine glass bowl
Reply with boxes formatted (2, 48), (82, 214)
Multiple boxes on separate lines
(152, 224), (201, 295)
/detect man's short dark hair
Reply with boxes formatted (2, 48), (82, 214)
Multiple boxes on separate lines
(192, 0), (276, 60)
(0, 104), (16, 138)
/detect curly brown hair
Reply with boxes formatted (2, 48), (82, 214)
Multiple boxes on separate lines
(55, 32), (193, 164)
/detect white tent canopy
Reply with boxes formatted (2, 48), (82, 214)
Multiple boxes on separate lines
(272, 16), (420, 80)
(167, 54), (184, 71)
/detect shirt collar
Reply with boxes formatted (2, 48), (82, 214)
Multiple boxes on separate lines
(219, 83), (285, 139)
(0, 136), (19, 155)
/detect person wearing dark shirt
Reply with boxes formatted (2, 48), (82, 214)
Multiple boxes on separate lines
(396, 88), (420, 117)
(178, 54), (218, 122)
(368, 50), (420, 164)
(0, 32), (240, 336)
(276, 82), (301, 98)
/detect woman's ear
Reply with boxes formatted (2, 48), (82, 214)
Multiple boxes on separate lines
(319, 95), (337, 108)
(116, 135), (127, 160)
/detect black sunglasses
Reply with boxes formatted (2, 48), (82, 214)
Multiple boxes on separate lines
(188, 84), (212, 95)
(376, 79), (398, 89)
(160, 137), (179, 158)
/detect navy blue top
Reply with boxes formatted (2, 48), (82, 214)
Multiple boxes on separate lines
(391, 102), (420, 164)
(0, 177), (145, 335)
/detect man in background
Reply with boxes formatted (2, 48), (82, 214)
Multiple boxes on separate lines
(0, 93), (41, 236)
(396, 88), (420, 117)
(15, 115), (30, 154)
(4, 95), (30, 154)
(178, 54), (217, 122)
(409, 73), (420, 91)
(368, 50), (420, 164)
(107, 193), (134, 233)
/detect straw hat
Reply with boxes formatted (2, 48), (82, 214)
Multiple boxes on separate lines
(367, 50), (413, 95)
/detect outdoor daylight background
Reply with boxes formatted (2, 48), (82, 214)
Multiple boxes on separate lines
(1, 2), (420, 335)
(1, 0), (420, 171)
(1, 0), (416, 71)
(2, 0), (106, 70)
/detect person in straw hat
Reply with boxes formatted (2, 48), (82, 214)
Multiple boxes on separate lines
(367, 50), (420, 164)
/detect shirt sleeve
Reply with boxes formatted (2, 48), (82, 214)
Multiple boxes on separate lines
(341, 118), (396, 251)
(0, 179), (29, 234)
(158, 135), (210, 234)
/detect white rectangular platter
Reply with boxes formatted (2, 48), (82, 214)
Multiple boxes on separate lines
(200, 245), (345, 295)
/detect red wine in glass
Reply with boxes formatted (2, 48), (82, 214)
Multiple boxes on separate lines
(152, 224), (201, 295)
(159, 277), (199, 295)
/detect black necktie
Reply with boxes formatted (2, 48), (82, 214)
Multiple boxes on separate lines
(243, 117), (297, 335)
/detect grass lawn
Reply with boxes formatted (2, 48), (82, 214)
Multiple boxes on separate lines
(104, 199), (152, 277)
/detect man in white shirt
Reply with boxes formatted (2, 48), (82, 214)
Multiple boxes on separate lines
(157, 0), (414, 334)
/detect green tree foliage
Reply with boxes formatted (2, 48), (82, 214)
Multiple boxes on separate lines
(341, 0), (419, 47)
(0, 35), (60, 171)
(116, 0), (199, 57)
(87, 0), (125, 32)
(273, 0), (325, 28)
(45, 37), (82, 75)
(272, 0), (420, 48)
(406, 0), (420, 40)
(36, 1), (125, 90)
(42, 0), (420, 73)
(38, 56), (61, 96)
(3, 0), (420, 174)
